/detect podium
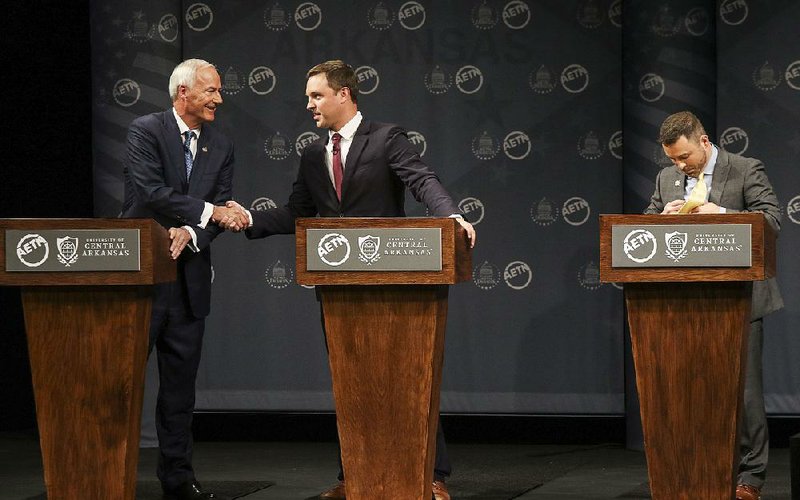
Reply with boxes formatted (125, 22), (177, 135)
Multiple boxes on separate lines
(599, 213), (776, 500)
(0, 218), (175, 500)
(296, 217), (471, 500)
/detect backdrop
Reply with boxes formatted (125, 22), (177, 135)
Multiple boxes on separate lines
(90, 0), (797, 417)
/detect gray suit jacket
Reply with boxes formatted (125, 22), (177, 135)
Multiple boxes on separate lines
(644, 147), (783, 320)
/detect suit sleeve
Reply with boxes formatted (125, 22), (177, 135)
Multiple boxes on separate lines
(385, 127), (459, 217)
(728, 159), (781, 233)
(247, 153), (318, 239)
(125, 119), (206, 225)
(644, 168), (665, 214)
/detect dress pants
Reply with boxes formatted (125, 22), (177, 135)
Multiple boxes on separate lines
(738, 319), (768, 489)
(149, 277), (206, 490)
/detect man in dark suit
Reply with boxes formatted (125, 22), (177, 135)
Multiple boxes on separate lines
(121, 58), (248, 500)
(225, 60), (475, 500)
(645, 111), (782, 500)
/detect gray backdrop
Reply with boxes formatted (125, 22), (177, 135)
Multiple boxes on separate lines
(91, 1), (797, 417)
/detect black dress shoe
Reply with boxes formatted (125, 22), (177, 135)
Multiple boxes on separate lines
(162, 480), (227, 500)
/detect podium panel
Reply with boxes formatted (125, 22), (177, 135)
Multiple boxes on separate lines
(600, 213), (773, 500)
(296, 217), (471, 500)
(1, 218), (174, 500)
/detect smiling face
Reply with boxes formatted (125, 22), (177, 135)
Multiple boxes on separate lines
(305, 73), (354, 131)
(177, 66), (222, 129)
(662, 134), (711, 178)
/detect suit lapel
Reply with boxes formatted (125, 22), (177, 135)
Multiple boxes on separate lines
(708, 147), (731, 205)
(163, 111), (189, 189)
(664, 167), (685, 202)
(341, 121), (370, 199)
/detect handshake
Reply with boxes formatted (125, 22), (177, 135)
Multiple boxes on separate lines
(211, 200), (251, 232)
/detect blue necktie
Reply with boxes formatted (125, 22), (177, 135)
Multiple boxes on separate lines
(183, 131), (195, 179)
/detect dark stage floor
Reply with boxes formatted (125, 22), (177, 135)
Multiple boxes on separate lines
(0, 433), (792, 499)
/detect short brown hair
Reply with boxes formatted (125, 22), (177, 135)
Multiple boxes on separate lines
(307, 60), (359, 104)
(658, 111), (707, 145)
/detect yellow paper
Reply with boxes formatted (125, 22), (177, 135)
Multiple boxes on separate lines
(678, 173), (706, 214)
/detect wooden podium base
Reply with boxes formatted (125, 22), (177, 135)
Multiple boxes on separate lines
(626, 281), (752, 500)
(22, 286), (151, 500)
(320, 285), (448, 500)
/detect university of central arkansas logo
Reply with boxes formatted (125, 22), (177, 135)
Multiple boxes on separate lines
(57, 236), (79, 267)
(358, 235), (381, 265)
(664, 231), (688, 262)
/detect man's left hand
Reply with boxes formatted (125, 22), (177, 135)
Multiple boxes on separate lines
(691, 202), (722, 214)
(168, 227), (192, 260)
(457, 218), (477, 248)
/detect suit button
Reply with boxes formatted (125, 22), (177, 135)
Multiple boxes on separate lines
(339, 213), (344, 217)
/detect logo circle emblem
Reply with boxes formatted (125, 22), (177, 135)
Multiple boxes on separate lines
(407, 131), (427, 157)
(318, 233), (351, 267)
(185, 3), (213, 31)
(504, 261), (532, 290)
(502, 1), (531, 30)
(503, 131), (531, 160)
(787, 195), (800, 225)
(719, 127), (749, 155)
(639, 73), (665, 102)
(785, 61), (800, 91)
(398, 1), (426, 30)
(16, 234), (50, 268)
(295, 2), (322, 31)
(458, 197), (485, 225)
(113, 79), (141, 107)
(623, 229), (657, 263)
(158, 14), (179, 42)
(355, 66), (380, 95)
(562, 197), (590, 226)
(249, 66), (277, 95)
(295, 131), (321, 156)
(560, 64), (589, 93)
(455, 65), (484, 94)
(720, 0), (748, 26)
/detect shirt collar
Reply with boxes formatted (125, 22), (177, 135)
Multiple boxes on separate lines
(702, 144), (718, 176)
(329, 111), (362, 142)
(172, 108), (202, 139)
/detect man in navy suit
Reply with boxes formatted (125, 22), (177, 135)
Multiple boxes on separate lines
(121, 58), (248, 500)
(645, 111), (782, 500)
(223, 60), (475, 500)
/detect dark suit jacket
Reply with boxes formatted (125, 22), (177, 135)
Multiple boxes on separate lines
(644, 147), (783, 319)
(247, 120), (459, 238)
(121, 110), (235, 318)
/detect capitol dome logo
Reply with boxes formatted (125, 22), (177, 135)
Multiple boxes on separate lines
(578, 261), (602, 290)
(264, 132), (292, 160)
(623, 229), (657, 263)
(368, 2), (395, 30)
(265, 259), (294, 289)
(531, 197), (558, 226)
(126, 10), (155, 43)
(529, 65), (556, 94)
(473, 261), (501, 290)
(577, 0), (604, 29)
(424, 65), (453, 94)
(472, 131), (501, 160)
(577, 131), (604, 160)
(471, 1), (499, 30)
(264, 2), (291, 31)
(222, 67), (246, 95)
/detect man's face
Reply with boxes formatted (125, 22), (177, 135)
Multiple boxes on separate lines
(181, 66), (223, 128)
(662, 134), (710, 178)
(306, 73), (347, 130)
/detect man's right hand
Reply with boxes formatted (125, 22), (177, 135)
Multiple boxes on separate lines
(212, 202), (250, 232)
(661, 199), (685, 214)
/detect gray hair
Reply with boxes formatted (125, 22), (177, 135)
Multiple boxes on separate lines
(168, 58), (215, 101)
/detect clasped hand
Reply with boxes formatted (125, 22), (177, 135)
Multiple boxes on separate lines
(212, 201), (250, 232)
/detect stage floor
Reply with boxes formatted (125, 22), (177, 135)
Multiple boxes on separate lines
(0, 433), (792, 499)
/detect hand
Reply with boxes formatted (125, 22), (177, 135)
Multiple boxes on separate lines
(168, 227), (191, 260)
(661, 199), (685, 214)
(691, 202), (722, 214)
(456, 217), (476, 248)
(212, 202), (250, 232)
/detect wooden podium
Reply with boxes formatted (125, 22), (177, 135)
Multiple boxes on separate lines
(296, 217), (471, 500)
(600, 213), (776, 500)
(0, 218), (175, 500)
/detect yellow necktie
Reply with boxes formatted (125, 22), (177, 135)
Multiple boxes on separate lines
(678, 172), (706, 214)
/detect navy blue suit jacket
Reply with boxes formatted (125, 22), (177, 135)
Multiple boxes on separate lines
(121, 110), (234, 318)
(247, 120), (459, 238)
